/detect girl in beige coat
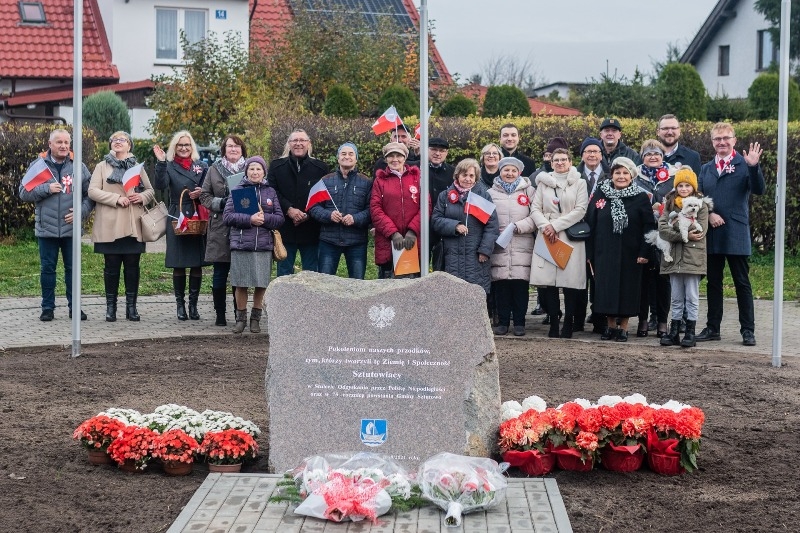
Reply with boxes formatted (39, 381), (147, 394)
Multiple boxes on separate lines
(88, 131), (155, 322)
(530, 149), (588, 338)
(488, 157), (536, 336)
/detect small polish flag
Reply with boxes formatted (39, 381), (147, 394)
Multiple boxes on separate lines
(464, 191), (496, 224)
(414, 123), (421, 140)
(305, 180), (332, 211)
(371, 105), (404, 136)
(176, 211), (188, 232)
(122, 163), (144, 193)
(21, 158), (54, 192)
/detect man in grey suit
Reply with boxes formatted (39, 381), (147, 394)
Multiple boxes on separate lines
(696, 122), (765, 346)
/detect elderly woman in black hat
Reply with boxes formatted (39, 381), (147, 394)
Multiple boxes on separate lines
(585, 156), (656, 341)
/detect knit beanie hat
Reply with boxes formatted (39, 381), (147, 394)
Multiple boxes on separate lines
(610, 156), (639, 179)
(580, 137), (603, 154)
(337, 142), (358, 160)
(545, 137), (569, 153)
(245, 156), (267, 175)
(498, 157), (524, 173)
(673, 168), (698, 192)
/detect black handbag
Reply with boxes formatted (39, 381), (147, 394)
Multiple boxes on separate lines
(553, 189), (591, 241)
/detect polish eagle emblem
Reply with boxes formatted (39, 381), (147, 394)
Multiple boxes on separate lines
(368, 304), (395, 329)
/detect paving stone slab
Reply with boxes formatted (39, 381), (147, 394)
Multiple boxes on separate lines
(167, 474), (572, 533)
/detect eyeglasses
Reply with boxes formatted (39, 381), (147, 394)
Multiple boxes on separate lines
(659, 126), (679, 131)
(290, 138), (310, 144)
(551, 158), (570, 163)
(484, 152), (500, 157)
(644, 152), (662, 157)
(712, 136), (735, 143)
(583, 149), (601, 155)
(110, 138), (128, 144)
(176, 143), (192, 148)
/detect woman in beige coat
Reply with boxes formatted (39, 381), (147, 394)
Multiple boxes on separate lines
(88, 131), (155, 322)
(530, 148), (588, 338)
(488, 157), (536, 336)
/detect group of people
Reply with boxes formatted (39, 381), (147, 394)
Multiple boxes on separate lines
(20, 115), (764, 346)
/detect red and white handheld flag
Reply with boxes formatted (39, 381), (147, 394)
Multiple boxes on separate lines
(414, 123), (421, 140)
(464, 191), (496, 224)
(176, 211), (188, 232)
(371, 106), (404, 136)
(305, 180), (332, 211)
(21, 158), (54, 192)
(122, 163), (144, 193)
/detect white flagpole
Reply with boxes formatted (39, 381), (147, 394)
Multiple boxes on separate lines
(71, 0), (83, 358)
(419, 0), (430, 276)
(772, 0), (791, 368)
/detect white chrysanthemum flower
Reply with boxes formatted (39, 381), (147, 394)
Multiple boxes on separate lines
(572, 398), (592, 408)
(141, 412), (173, 433)
(153, 403), (200, 419)
(662, 400), (691, 412)
(596, 395), (623, 406)
(623, 393), (648, 405)
(521, 395), (547, 412)
(501, 400), (523, 412)
(500, 405), (522, 422)
(100, 408), (144, 426)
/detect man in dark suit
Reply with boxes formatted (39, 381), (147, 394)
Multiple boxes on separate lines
(696, 122), (765, 346)
(658, 114), (702, 174)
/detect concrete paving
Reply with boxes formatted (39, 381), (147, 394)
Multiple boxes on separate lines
(165, 474), (572, 533)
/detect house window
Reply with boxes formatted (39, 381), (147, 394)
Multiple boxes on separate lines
(718, 45), (730, 77)
(156, 8), (207, 60)
(19, 1), (46, 23)
(757, 30), (778, 71)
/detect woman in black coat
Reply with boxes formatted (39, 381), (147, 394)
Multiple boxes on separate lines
(153, 131), (209, 321)
(585, 157), (655, 342)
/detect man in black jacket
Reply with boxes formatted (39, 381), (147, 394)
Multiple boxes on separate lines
(499, 123), (536, 177)
(599, 118), (642, 169)
(657, 114), (702, 174)
(268, 129), (330, 276)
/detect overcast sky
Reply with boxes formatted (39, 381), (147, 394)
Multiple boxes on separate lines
(425, 0), (720, 86)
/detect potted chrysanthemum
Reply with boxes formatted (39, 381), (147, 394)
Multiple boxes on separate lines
(498, 408), (556, 476)
(199, 429), (258, 473)
(107, 425), (157, 472)
(647, 402), (705, 475)
(548, 402), (600, 471)
(152, 429), (199, 476)
(73, 415), (127, 465)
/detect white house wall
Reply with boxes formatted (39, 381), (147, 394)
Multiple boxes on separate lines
(97, 0), (250, 83)
(693, 0), (770, 98)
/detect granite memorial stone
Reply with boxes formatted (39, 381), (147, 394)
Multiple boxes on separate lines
(265, 271), (500, 473)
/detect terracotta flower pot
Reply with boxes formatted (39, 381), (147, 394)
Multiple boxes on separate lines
(601, 444), (644, 473)
(648, 452), (685, 476)
(208, 463), (242, 473)
(163, 460), (193, 476)
(118, 459), (143, 473)
(502, 450), (555, 476)
(87, 449), (112, 466)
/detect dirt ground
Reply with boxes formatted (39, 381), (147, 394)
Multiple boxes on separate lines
(0, 335), (797, 533)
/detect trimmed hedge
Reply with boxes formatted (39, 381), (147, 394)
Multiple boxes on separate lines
(3, 118), (797, 253)
(0, 124), (102, 239)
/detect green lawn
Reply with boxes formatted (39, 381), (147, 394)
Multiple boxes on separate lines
(0, 239), (796, 299)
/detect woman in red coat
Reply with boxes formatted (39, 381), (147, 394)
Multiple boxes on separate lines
(370, 142), (429, 278)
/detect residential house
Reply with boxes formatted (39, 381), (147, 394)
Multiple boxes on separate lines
(530, 82), (589, 102)
(460, 83), (582, 117)
(681, 0), (780, 98)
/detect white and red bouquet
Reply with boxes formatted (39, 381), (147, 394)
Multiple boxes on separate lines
(418, 453), (508, 527)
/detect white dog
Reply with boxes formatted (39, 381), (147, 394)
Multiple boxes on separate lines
(645, 197), (712, 263)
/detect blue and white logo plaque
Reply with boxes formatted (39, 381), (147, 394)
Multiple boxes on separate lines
(360, 419), (387, 447)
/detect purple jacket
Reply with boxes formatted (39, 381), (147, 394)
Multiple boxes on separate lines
(223, 178), (284, 252)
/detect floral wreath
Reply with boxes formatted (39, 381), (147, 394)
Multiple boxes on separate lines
(517, 194), (529, 206)
(448, 190), (459, 204)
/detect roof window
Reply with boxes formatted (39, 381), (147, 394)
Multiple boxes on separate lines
(19, 1), (46, 24)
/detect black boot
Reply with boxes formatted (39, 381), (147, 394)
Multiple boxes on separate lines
(680, 320), (697, 348)
(660, 320), (681, 346)
(560, 316), (573, 338)
(212, 287), (227, 326)
(188, 276), (202, 320)
(124, 265), (140, 321)
(173, 275), (187, 321)
(548, 315), (560, 338)
(103, 270), (119, 322)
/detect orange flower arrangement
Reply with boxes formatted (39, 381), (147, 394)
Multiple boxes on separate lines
(107, 425), (157, 471)
(199, 429), (258, 465)
(72, 415), (126, 451)
(152, 429), (199, 464)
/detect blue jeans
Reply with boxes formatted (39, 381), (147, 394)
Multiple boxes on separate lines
(318, 241), (367, 279)
(38, 237), (73, 310)
(276, 242), (319, 277)
(212, 261), (231, 290)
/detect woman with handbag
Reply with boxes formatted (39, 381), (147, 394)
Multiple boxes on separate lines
(200, 135), (247, 326)
(223, 156), (284, 334)
(153, 131), (209, 321)
(530, 148), (588, 338)
(88, 131), (156, 322)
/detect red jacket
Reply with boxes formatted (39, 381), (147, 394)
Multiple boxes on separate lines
(370, 165), (430, 265)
